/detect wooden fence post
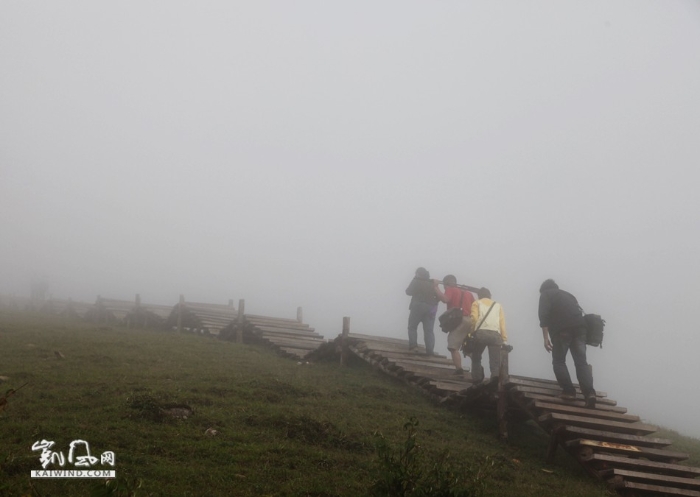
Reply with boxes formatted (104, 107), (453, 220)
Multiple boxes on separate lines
(236, 299), (245, 343)
(497, 345), (511, 440)
(297, 307), (303, 324)
(340, 317), (350, 366)
(177, 295), (184, 333)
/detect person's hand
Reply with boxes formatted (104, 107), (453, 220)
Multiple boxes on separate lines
(544, 336), (553, 353)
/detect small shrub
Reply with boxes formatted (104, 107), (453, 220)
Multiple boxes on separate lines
(370, 417), (500, 497)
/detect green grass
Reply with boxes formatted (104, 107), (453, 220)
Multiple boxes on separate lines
(1, 311), (691, 496)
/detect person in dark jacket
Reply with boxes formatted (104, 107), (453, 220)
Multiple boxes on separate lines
(539, 279), (597, 407)
(405, 267), (439, 355)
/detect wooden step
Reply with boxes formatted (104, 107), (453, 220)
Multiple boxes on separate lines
(245, 314), (301, 324)
(608, 468), (700, 489)
(586, 453), (700, 479)
(532, 400), (640, 423)
(252, 325), (321, 337)
(510, 385), (617, 406)
(246, 320), (315, 332)
(257, 337), (323, 350)
(347, 333), (413, 345)
(539, 412), (657, 435)
(515, 391), (627, 413)
(561, 426), (672, 448)
(258, 330), (325, 341)
(567, 439), (689, 463)
(613, 480), (700, 496)
(507, 377), (607, 398)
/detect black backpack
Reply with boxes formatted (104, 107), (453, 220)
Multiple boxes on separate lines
(583, 313), (606, 348)
(438, 308), (463, 333)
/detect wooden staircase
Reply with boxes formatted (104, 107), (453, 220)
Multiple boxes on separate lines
(241, 314), (326, 360)
(309, 332), (700, 497)
(508, 376), (700, 496)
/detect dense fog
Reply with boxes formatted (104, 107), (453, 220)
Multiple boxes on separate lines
(2, 2), (699, 438)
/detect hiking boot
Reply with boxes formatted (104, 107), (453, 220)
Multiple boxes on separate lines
(585, 394), (597, 409)
(559, 391), (577, 401)
(453, 368), (464, 376)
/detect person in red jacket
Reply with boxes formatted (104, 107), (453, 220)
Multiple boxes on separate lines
(434, 275), (475, 375)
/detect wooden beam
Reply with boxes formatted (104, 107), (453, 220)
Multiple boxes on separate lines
(567, 439), (688, 463)
(507, 377), (607, 398)
(616, 481), (700, 497)
(532, 400), (640, 423)
(539, 412), (657, 435)
(340, 317), (350, 367)
(510, 385), (617, 406)
(516, 391), (627, 413)
(610, 468), (700, 488)
(560, 426), (671, 448)
(585, 453), (700, 479)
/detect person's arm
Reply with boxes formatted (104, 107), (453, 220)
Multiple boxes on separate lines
(499, 306), (508, 343)
(538, 293), (553, 351)
(542, 327), (552, 352)
(470, 300), (480, 326)
(433, 281), (450, 303)
(405, 278), (416, 296)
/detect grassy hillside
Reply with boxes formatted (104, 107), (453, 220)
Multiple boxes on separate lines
(1, 312), (695, 496)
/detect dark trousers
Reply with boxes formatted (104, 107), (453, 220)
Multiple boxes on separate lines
(470, 329), (503, 383)
(407, 301), (436, 354)
(551, 326), (596, 397)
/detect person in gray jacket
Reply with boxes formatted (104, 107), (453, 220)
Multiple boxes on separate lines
(405, 267), (439, 355)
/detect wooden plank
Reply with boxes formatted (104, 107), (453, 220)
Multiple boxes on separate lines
(511, 386), (617, 406)
(246, 319), (315, 332)
(375, 357), (456, 373)
(586, 454), (700, 478)
(561, 426), (672, 448)
(380, 355), (453, 368)
(185, 301), (236, 309)
(351, 338), (432, 355)
(347, 333), (413, 345)
(199, 318), (236, 327)
(258, 338), (323, 350)
(507, 377), (607, 398)
(567, 439), (688, 463)
(516, 392), (627, 413)
(245, 313), (300, 323)
(617, 481), (700, 497)
(538, 412), (657, 435)
(364, 350), (452, 365)
(251, 325), (320, 336)
(354, 341), (424, 355)
(258, 331), (325, 341)
(609, 469), (700, 489)
(532, 400), (640, 423)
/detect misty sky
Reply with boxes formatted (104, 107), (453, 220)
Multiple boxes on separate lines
(2, 2), (700, 437)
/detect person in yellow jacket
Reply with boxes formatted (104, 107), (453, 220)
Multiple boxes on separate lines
(469, 287), (508, 384)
